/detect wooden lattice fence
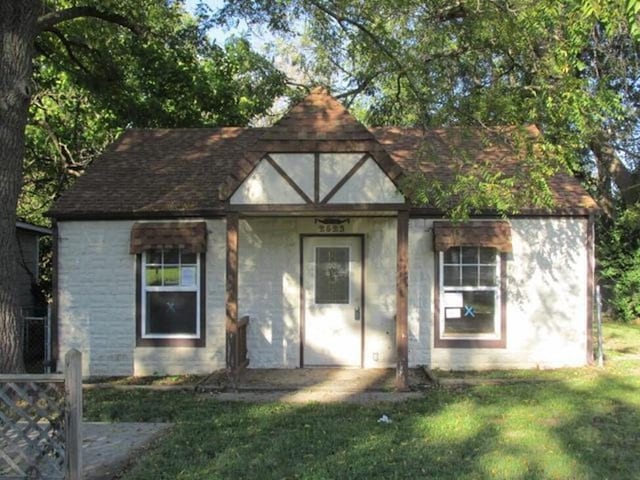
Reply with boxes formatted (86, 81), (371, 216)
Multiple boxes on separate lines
(0, 350), (82, 480)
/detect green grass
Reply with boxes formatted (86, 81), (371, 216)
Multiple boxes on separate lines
(84, 322), (640, 480)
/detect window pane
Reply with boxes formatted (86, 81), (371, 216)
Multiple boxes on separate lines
(163, 266), (180, 286)
(181, 266), (197, 287)
(315, 247), (349, 304)
(479, 247), (496, 264)
(479, 266), (497, 286)
(164, 248), (180, 264)
(461, 266), (478, 286)
(444, 290), (496, 335)
(443, 266), (460, 286)
(145, 267), (162, 286)
(443, 248), (460, 264)
(181, 251), (197, 264)
(147, 249), (162, 264)
(462, 247), (478, 264)
(146, 292), (197, 335)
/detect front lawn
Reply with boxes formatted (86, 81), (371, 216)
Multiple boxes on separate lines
(85, 323), (640, 480)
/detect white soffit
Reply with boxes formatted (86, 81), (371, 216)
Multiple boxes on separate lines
(269, 153), (315, 199)
(328, 158), (405, 204)
(230, 159), (306, 204)
(319, 153), (364, 200)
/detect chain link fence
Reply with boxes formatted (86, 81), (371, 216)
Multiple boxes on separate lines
(22, 306), (52, 374)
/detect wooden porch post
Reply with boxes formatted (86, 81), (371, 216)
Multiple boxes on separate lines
(396, 210), (409, 391)
(226, 213), (239, 367)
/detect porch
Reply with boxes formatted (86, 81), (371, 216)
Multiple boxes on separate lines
(200, 367), (432, 401)
(225, 213), (411, 389)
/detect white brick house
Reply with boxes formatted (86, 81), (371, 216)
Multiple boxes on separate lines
(49, 88), (598, 386)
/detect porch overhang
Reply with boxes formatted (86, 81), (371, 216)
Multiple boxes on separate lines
(223, 209), (410, 390)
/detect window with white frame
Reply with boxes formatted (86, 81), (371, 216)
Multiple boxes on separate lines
(440, 246), (501, 339)
(142, 247), (201, 339)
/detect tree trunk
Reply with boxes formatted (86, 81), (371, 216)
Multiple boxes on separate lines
(590, 138), (640, 214)
(0, 1), (40, 373)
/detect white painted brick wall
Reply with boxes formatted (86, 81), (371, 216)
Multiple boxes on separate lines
(428, 218), (589, 369)
(408, 219), (433, 366)
(57, 219), (226, 377)
(58, 216), (589, 375)
(239, 217), (397, 368)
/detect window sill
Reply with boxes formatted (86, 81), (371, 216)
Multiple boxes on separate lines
(136, 337), (205, 348)
(434, 337), (506, 349)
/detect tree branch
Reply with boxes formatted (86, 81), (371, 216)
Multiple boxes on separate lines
(305, 0), (424, 102)
(41, 28), (91, 74)
(37, 6), (140, 35)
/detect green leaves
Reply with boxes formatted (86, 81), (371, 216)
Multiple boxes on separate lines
(19, 0), (288, 225)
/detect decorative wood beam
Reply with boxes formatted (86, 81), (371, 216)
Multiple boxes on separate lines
(264, 155), (313, 204)
(320, 154), (369, 204)
(586, 213), (595, 365)
(395, 210), (409, 391)
(225, 213), (239, 368)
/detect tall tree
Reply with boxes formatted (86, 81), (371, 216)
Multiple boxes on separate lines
(1, 0), (287, 372)
(1, 0), (141, 373)
(219, 0), (640, 213)
(219, 0), (640, 319)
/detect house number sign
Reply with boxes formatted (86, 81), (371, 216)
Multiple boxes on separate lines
(315, 218), (350, 233)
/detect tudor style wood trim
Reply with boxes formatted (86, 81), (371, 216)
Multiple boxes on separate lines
(314, 153), (320, 204)
(227, 203), (406, 214)
(264, 154), (313, 204)
(299, 237), (305, 367)
(226, 213), (239, 365)
(320, 153), (369, 204)
(360, 236), (366, 369)
(434, 252), (508, 349)
(586, 213), (595, 365)
(396, 210), (409, 391)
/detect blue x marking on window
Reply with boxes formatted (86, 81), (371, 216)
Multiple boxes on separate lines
(166, 302), (176, 313)
(464, 305), (475, 317)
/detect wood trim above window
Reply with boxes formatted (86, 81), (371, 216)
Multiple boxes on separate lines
(130, 221), (207, 254)
(433, 221), (512, 253)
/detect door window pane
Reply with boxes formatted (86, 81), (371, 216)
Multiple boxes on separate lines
(315, 247), (349, 304)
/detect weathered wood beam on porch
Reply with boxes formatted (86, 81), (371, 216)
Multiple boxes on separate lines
(225, 213), (239, 368)
(396, 210), (409, 391)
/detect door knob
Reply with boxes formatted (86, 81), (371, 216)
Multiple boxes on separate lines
(354, 306), (361, 321)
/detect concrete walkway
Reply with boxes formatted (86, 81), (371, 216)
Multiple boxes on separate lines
(83, 422), (171, 480)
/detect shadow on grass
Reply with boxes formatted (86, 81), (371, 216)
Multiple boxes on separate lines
(84, 370), (640, 480)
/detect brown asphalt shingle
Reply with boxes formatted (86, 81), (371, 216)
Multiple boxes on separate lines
(49, 89), (597, 219)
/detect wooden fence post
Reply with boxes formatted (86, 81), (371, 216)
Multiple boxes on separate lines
(65, 349), (82, 480)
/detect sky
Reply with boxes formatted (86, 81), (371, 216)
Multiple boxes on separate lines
(183, 0), (273, 51)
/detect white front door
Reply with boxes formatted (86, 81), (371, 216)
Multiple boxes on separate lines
(302, 236), (363, 366)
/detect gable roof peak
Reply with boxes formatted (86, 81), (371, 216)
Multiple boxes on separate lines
(309, 85), (330, 95)
(258, 86), (374, 142)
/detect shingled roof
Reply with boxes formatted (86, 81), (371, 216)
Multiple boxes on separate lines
(49, 88), (597, 219)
